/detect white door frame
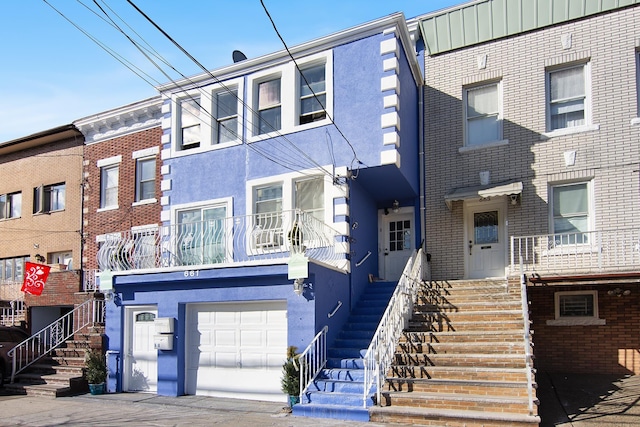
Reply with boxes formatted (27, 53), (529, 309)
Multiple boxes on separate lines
(463, 198), (508, 279)
(378, 206), (415, 281)
(123, 305), (158, 392)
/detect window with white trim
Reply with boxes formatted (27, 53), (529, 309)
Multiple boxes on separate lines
(214, 89), (239, 144)
(0, 256), (28, 284)
(636, 50), (640, 117)
(135, 158), (155, 202)
(294, 176), (324, 222)
(0, 191), (21, 219)
(299, 63), (326, 125)
(550, 182), (591, 245)
(176, 204), (228, 265)
(464, 82), (502, 147)
(100, 165), (119, 209)
(547, 63), (590, 131)
(33, 183), (65, 214)
(257, 77), (282, 135)
(179, 96), (202, 150)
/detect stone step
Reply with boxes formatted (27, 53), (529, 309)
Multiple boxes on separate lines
(398, 329), (525, 344)
(392, 352), (527, 369)
(384, 377), (534, 397)
(370, 405), (540, 427)
(50, 355), (86, 367)
(387, 366), (530, 382)
(411, 309), (523, 323)
(406, 319), (524, 332)
(414, 298), (521, 311)
(396, 341), (525, 355)
(16, 372), (83, 387)
(379, 391), (535, 415)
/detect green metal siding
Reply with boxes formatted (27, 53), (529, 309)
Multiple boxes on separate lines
(420, 0), (640, 55)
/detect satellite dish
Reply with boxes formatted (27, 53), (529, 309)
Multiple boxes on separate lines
(232, 50), (247, 63)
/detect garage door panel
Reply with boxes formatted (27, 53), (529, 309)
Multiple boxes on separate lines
(186, 301), (287, 402)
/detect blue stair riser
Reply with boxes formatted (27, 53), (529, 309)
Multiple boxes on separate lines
(327, 357), (365, 369)
(332, 338), (371, 348)
(305, 391), (366, 406)
(345, 314), (382, 323)
(341, 322), (379, 331)
(311, 380), (365, 393)
(292, 404), (370, 421)
(318, 368), (365, 381)
(337, 330), (374, 340)
(328, 347), (367, 359)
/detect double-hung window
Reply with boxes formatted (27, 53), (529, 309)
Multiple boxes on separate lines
(0, 192), (21, 219)
(135, 158), (155, 202)
(548, 64), (588, 131)
(100, 165), (119, 209)
(299, 64), (326, 125)
(257, 78), (282, 135)
(254, 184), (283, 247)
(294, 177), (324, 222)
(33, 183), (65, 214)
(464, 82), (501, 147)
(180, 97), (202, 150)
(550, 182), (590, 245)
(214, 89), (238, 144)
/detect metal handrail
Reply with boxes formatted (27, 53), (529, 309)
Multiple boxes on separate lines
(0, 299), (25, 326)
(8, 298), (105, 382)
(519, 255), (536, 415)
(511, 228), (640, 275)
(363, 249), (425, 407)
(298, 325), (329, 404)
(97, 209), (346, 273)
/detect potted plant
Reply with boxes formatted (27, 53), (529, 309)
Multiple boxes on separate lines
(85, 350), (107, 395)
(281, 346), (300, 408)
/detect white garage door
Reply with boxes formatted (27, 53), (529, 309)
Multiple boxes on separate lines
(185, 301), (288, 402)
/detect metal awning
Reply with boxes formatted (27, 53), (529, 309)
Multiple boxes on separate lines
(444, 181), (523, 210)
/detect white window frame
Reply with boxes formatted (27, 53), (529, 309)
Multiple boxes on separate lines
(33, 182), (65, 214)
(247, 51), (333, 142)
(548, 181), (593, 246)
(97, 155), (122, 211)
(0, 191), (22, 219)
(297, 61), (327, 126)
(634, 50), (640, 125)
(547, 290), (605, 326)
(135, 157), (156, 203)
(462, 81), (506, 150)
(171, 79), (243, 156)
(544, 62), (598, 138)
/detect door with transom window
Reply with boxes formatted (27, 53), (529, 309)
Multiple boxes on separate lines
(379, 208), (414, 281)
(465, 200), (506, 279)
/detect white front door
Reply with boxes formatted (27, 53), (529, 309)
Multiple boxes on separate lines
(185, 301), (287, 402)
(124, 306), (158, 392)
(465, 200), (507, 279)
(379, 208), (414, 281)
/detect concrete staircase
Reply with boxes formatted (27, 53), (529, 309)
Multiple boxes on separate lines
(369, 279), (540, 427)
(293, 281), (397, 421)
(4, 329), (103, 397)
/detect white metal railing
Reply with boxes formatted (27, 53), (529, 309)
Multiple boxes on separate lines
(8, 298), (105, 382)
(363, 249), (425, 407)
(97, 210), (345, 273)
(0, 299), (25, 326)
(519, 257), (536, 415)
(298, 325), (329, 404)
(83, 269), (99, 292)
(510, 228), (640, 276)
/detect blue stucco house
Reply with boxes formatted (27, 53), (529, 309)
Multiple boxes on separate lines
(98, 12), (424, 409)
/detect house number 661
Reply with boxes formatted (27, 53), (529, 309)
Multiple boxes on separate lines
(184, 270), (200, 277)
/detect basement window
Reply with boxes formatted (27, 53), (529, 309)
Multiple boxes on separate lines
(547, 290), (605, 326)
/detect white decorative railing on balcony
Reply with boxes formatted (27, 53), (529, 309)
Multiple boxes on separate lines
(510, 229), (640, 276)
(8, 298), (105, 382)
(83, 269), (99, 292)
(97, 210), (346, 273)
(363, 248), (425, 407)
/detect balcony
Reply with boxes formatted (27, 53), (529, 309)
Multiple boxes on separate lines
(96, 210), (347, 273)
(510, 228), (640, 277)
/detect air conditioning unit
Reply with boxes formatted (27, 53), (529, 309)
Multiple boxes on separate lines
(254, 230), (280, 248)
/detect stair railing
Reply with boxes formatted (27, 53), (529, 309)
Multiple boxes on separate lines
(0, 299), (25, 326)
(363, 248), (425, 407)
(519, 254), (536, 416)
(8, 298), (105, 383)
(298, 325), (329, 404)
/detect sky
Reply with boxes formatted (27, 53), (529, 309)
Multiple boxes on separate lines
(0, 0), (464, 143)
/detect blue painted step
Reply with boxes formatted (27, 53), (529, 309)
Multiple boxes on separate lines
(293, 281), (397, 422)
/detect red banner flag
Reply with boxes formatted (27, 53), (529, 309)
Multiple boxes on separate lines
(21, 262), (51, 296)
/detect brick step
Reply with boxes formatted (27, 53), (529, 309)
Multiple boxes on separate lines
(407, 319), (524, 332)
(27, 362), (84, 377)
(414, 300), (521, 312)
(387, 365), (530, 382)
(411, 310), (523, 323)
(2, 381), (82, 398)
(396, 341), (525, 355)
(51, 347), (87, 358)
(393, 352), (527, 369)
(384, 377), (533, 397)
(379, 391), (536, 415)
(370, 405), (540, 427)
(399, 329), (525, 344)
(50, 355), (86, 367)
(16, 371), (83, 387)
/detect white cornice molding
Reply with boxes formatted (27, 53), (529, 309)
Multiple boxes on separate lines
(74, 96), (163, 144)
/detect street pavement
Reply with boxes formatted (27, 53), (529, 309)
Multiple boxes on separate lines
(0, 372), (639, 426)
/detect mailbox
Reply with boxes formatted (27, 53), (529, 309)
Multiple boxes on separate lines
(153, 334), (173, 351)
(154, 317), (174, 334)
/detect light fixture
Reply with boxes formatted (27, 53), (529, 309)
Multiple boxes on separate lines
(392, 200), (400, 213)
(509, 194), (519, 205)
(607, 288), (631, 297)
(293, 278), (305, 296)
